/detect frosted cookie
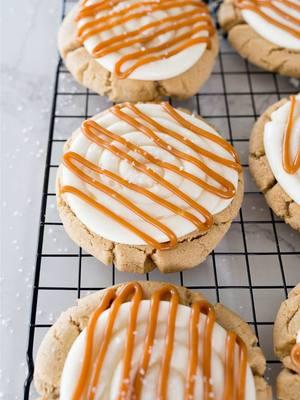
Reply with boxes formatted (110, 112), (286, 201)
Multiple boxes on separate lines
(34, 281), (271, 399)
(274, 284), (300, 400)
(58, 0), (219, 102)
(249, 94), (300, 232)
(217, 0), (300, 78)
(56, 102), (244, 273)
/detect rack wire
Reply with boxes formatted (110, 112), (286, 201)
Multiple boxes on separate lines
(24, 0), (300, 398)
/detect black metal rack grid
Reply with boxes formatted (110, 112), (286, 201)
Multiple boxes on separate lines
(24, 0), (300, 398)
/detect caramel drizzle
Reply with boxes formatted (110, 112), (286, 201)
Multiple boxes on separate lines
(291, 343), (300, 373)
(282, 95), (300, 174)
(62, 103), (241, 250)
(235, 0), (300, 39)
(76, 0), (215, 79)
(70, 282), (249, 400)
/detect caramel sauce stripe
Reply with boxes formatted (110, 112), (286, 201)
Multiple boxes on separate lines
(70, 283), (248, 400)
(91, 15), (213, 57)
(185, 302), (201, 400)
(71, 289), (117, 399)
(62, 104), (241, 249)
(282, 95), (300, 174)
(113, 104), (240, 196)
(76, 0), (208, 21)
(78, 3), (209, 42)
(162, 102), (240, 162)
(76, 0), (215, 78)
(84, 116), (231, 200)
(235, 0), (300, 39)
(112, 24), (213, 79)
(62, 151), (207, 250)
(81, 119), (214, 223)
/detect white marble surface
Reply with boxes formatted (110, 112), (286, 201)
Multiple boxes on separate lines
(1, 1), (60, 398)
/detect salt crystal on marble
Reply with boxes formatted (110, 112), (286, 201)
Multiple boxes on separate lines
(1, 318), (11, 327)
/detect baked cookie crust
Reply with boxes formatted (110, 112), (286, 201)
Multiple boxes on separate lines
(249, 97), (300, 232)
(56, 107), (244, 274)
(34, 281), (272, 399)
(58, 6), (219, 102)
(217, 0), (300, 78)
(274, 284), (300, 400)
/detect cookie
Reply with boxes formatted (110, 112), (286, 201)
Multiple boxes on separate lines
(58, 1), (219, 102)
(217, 0), (300, 78)
(274, 284), (300, 400)
(249, 94), (300, 232)
(34, 280), (272, 399)
(57, 102), (244, 273)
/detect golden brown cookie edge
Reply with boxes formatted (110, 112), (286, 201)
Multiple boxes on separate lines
(34, 280), (271, 399)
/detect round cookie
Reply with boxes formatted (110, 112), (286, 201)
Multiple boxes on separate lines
(57, 102), (244, 273)
(217, 0), (300, 78)
(58, 1), (219, 102)
(249, 95), (300, 232)
(34, 280), (272, 399)
(274, 284), (300, 400)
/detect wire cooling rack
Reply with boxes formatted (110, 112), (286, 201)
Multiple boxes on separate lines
(24, 0), (300, 398)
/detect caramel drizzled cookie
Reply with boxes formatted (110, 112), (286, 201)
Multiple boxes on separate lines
(58, 0), (219, 102)
(57, 102), (244, 273)
(274, 283), (300, 400)
(218, 0), (300, 78)
(34, 281), (271, 399)
(249, 94), (300, 232)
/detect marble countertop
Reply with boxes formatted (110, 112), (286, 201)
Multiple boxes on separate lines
(1, 1), (60, 398)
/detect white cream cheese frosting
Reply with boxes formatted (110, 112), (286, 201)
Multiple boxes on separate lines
(264, 94), (300, 205)
(77, 0), (213, 80)
(239, 0), (300, 51)
(60, 103), (239, 246)
(60, 300), (256, 400)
